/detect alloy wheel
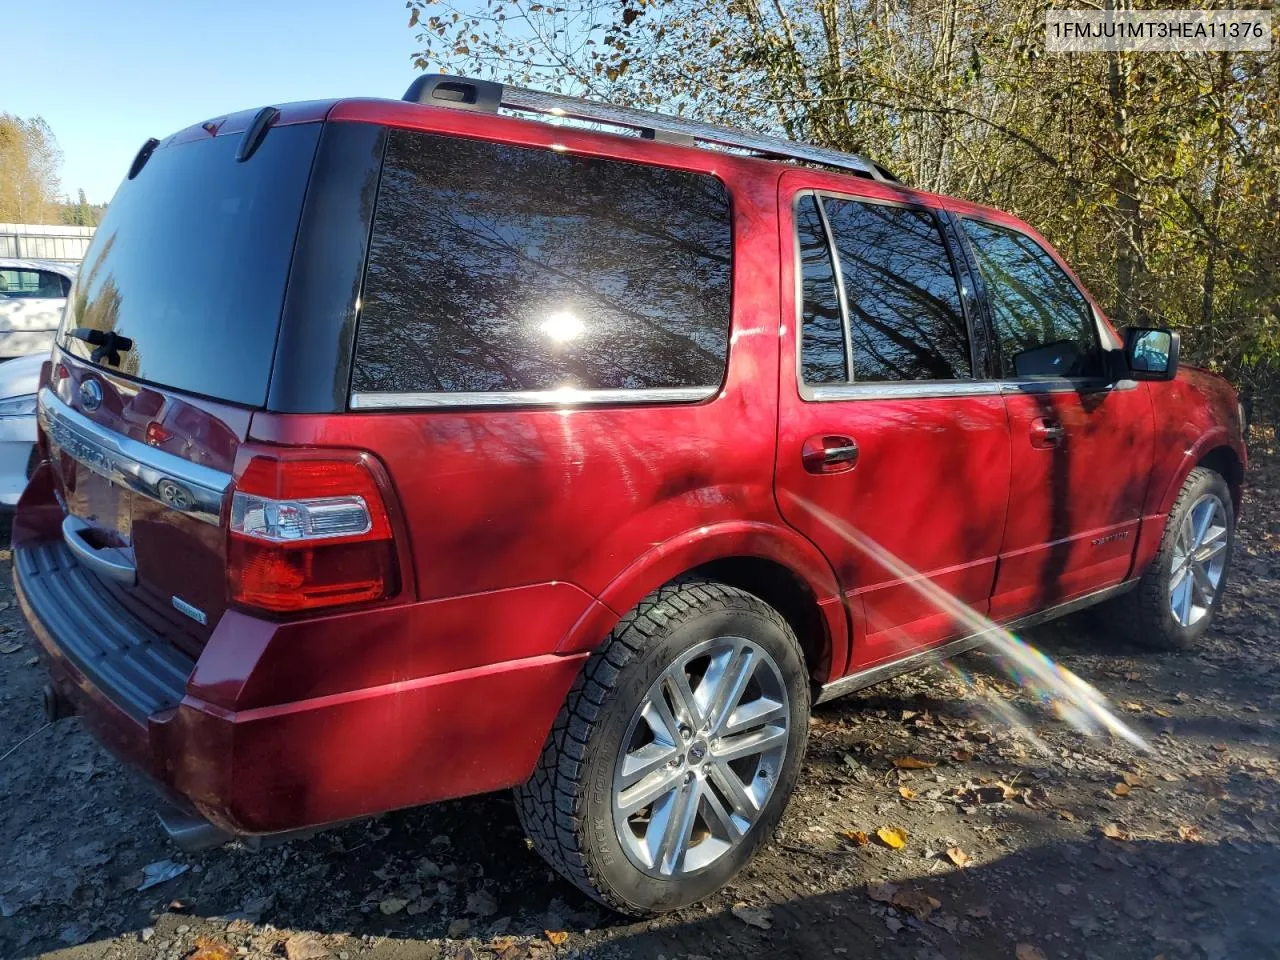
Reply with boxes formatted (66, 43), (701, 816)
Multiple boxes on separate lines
(611, 636), (790, 878)
(1169, 493), (1229, 627)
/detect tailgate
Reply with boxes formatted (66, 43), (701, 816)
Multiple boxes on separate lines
(41, 359), (249, 653)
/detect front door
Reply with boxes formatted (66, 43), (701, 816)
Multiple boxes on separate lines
(952, 213), (1153, 620)
(773, 173), (1012, 672)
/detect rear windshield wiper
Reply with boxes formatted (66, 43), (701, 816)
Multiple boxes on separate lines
(69, 328), (134, 367)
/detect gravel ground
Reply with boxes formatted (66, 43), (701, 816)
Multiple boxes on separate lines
(2, 438), (1277, 960)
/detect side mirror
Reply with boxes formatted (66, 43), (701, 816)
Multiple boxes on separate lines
(1124, 327), (1179, 381)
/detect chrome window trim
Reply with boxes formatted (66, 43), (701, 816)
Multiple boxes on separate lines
(812, 194), (856, 380)
(36, 387), (231, 526)
(349, 385), (718, 410)
(803, 380), (999, 402)
(1000, 377), (1138, 395)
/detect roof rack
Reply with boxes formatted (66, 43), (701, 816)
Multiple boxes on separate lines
(402, 74), (897, 183)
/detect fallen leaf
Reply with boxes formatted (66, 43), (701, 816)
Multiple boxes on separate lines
(944, 846), (970, 867)
(1123, 671), (1141, 681)
(1153, 707), (1173, 718)
(380, 897), (409, 916)
(890, 888), (941, 920)
(876, 826), (909, 849)
(446, 919), (470, 938)
(1122, 771), (1143, 787)
(843, 830), (870, 846)
(967, 904), (991, 919)
(190, 937), (235, 960)
(1123, 701), (1144, 712)
(1102, 823), (1129, 840)
(284, 934), (329, 960)
(730, 903), (773, 930)
(898, 786), (916, 800)
(1178, 824), (1202, 842)
(963, 781), (1016, 804)
(1016, 944), (1047, 960)
(867, 881), (899, 903)
(929, 912), (959, 935)
(893, 757), (935, 770)
(1113, 782), (1131, 796)
(951, 749), (974, 762)
(1021, 784), (1051, 809)
(544, 930), (568, 946)
(0, 641), (22, 655)
(1056, 809), (1077, 822)
(466, 889), (498, 917)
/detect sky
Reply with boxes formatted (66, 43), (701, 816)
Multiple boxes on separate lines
(5, 0), (427, 204)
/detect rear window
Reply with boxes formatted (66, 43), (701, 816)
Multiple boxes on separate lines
(59, 123), (321, 406)
(0, 268), (69, 299)
(351, 129), (733, 398)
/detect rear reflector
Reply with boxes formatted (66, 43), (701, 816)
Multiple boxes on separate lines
(228, 454), (399, 613)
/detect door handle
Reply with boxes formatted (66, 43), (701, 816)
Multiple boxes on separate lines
(1029, 418), (1065, 448)
(62, 515), (137, 585)
(802, 435), (859, 474)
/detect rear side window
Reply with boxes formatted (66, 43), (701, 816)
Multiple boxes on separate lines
(961, 219), (1102, 378)
(0, 268), (69, 299)
(352, 130), (733, 397)
(823, 198), (971, 382)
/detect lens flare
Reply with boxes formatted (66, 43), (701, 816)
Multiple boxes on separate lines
(786, 492), (1147, 752)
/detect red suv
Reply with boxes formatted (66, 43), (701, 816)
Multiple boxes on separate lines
(15, 75), (1245, 916)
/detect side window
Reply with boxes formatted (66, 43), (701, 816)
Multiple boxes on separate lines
(353, 129), (733, 396)
(961, 219), (1102, 378)
(0, 269), (69, 299)
(796, 195), (847, 384)
(822, 198), (971, 382)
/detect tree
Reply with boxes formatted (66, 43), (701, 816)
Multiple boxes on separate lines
(407, 0), (1280, 419)
(0, 114), (63, 223)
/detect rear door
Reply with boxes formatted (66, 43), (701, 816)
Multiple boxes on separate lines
(41, 117), (322, 651)
(953, 214), (1153, 619)
(774, 173), (1012, 671)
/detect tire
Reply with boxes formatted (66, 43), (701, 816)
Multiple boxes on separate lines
(1105, 466), (1235, 650)
(514, 580), (810, 916)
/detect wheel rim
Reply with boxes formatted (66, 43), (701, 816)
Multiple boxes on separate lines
(611, 636), (790, 878)
(1169, 493), (1229, 627)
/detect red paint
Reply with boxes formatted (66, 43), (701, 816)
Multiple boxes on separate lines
(17, 94), (1245, 838)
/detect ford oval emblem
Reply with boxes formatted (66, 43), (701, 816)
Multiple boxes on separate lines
(78, 379), (103, 411)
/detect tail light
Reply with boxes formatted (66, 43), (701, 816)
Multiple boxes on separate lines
(228, 452), (400, 613)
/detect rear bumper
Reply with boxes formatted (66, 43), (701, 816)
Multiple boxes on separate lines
(16, 520), (595, 835)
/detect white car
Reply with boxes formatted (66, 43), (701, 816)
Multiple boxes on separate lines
(0, 258), (77, 361)
(0, 351), (44, 506)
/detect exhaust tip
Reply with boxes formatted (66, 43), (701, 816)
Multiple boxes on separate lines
(156, 804), (233, 853)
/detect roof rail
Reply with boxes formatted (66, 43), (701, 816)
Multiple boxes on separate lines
(402, 74), (897, 183)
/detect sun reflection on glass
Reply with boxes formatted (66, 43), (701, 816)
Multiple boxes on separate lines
(541, 311), (585, 342)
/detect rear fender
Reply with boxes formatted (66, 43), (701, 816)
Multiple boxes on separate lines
(557, 520), (850, 680)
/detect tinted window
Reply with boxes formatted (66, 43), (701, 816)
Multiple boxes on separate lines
(353, 130), (733, 395)
(0, 268), (69, 299)
(796, 195), (846, 384)
(59, 124), (321, 406)
(823, 198), (970, 382)
(961, 219), (1101, 378)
